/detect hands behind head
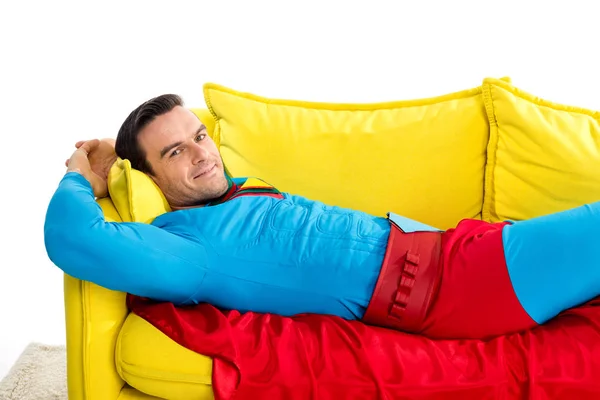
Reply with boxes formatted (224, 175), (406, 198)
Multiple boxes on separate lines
(65, 138), (117, 198)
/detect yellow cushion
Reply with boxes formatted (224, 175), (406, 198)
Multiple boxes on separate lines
(102, 158), (214, 399)
(107, 158), (172, 224)
(191, 108), (216, 138)
(481, 78), (600, 222)
(116, 314), (213, 400)
(203, 82), (492, 229)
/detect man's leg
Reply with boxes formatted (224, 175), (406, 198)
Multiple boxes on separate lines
(417, 219), (540, 340)
(502, 201), (600, 325)
(422, 202), (600, 339)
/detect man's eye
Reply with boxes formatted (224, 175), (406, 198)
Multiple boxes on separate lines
(170, 149), (182, 157)
(195, 133), (206, 142)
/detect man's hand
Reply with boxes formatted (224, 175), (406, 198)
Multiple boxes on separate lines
(77, 138), (117, 182)
(65, 139), (116, 198)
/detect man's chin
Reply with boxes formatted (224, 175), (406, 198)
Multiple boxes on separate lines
(194, 178), (229, 202)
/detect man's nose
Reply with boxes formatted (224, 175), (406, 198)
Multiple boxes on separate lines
(191, 143), (209, 164)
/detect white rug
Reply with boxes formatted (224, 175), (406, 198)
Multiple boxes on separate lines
(0, 343), (66, 400)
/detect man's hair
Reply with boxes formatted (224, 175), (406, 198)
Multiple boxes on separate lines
(115, 94), (184, 174)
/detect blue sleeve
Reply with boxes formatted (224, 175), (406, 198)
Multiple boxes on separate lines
(44, 172), (208, 304)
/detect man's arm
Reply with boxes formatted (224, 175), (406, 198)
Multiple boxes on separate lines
(44, 172), (208, 304)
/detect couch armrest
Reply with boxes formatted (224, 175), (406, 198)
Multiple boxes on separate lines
(63, 197), (129, 400)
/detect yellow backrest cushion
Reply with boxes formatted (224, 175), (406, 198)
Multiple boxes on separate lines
(191, 108), (216, 138)
(482, 78), (600, 222)
(203, 82), (492, 229)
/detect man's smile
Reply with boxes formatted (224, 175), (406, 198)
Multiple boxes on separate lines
(193, 164), (217, 179)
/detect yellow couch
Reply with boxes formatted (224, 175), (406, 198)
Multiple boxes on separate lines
(62, 77), (600, 399)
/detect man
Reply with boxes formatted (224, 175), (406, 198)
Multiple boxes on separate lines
(44, 94), (600, 340)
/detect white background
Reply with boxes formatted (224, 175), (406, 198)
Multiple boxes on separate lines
(1, 0), (599, 379)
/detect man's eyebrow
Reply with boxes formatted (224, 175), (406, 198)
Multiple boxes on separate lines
(160, 141), (182, 159)
(159, 125), (207, 159)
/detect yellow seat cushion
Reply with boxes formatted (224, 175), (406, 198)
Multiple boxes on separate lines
(101, 158), (214, 399)
(203, 82), (492, 229)
(116, 314), (213, 400)
(481, 78), (600, 222)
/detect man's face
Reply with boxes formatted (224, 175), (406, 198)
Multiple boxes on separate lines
(138, 106), (229, 208)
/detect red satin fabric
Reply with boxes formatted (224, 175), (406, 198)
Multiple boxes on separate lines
(128, 295), (600, 400)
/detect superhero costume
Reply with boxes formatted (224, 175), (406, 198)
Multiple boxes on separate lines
(45, 171), (600, 340)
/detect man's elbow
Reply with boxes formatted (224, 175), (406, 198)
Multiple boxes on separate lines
(43, 220), (93, 280)
(44, 224), (72, 270)
(43, 179), (108, 280)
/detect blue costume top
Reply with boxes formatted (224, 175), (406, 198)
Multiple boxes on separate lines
(44, 172), (395, 319)
(46, 172), (600, 326)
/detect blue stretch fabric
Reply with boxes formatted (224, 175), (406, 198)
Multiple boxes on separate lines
(44, 172), (388, 319)
(503, 202), (600, 324)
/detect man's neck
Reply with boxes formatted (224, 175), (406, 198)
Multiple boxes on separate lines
(171, 175), (239, 211)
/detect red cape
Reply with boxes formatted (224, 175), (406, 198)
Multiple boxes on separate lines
(127, 295), (600, 399)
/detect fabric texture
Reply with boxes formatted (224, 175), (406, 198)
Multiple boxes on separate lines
(0, 343), (67, 400)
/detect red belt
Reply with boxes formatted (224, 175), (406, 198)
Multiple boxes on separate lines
(362, 222), (442, 333)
